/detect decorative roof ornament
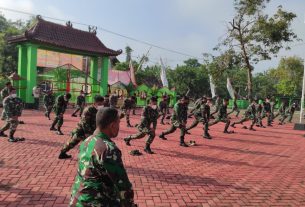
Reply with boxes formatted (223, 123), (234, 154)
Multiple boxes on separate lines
(66, 21), (73, 28)
(88, 26), (97, 35)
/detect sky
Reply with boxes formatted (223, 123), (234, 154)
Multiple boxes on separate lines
(0, 0), (304, 73)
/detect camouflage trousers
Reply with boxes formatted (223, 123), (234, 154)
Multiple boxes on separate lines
(256, 114), (263, 126)
(209, 117), (230, 132)
(52, 113), (64, 129)
(288, 112), (294, 123)
(1, 117), (18, 138)
(122, 109), (132, 126)
(262, 112), (272, 125)
(128, 127), (155, 145)
(162, 121), (186, 143)
(227, 107), (240, 117)
(61, 128), (87, 153)
(160, 108), (167, 124)
(44, 105), (53, 117)
(72, 105), (84, 116)
(233, 116), (256, 128)
(186, 116), (209, 135)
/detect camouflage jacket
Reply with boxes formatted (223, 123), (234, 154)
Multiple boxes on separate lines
(70, 132), (134, 207)
(233, 100), (238, 109)
(110, 95), (118, 107)
(171, 102), (188, 124)
(138, 106), (159, 130)
(121, 99), (133, 110)
(159, 100), (168, 112)
(104, 98), (110, 107)
(263, 102), (271, 113)
(43, 94), (55, 106)
(3, 96), (23, 118)
(54, 95), (69, 114)
(1, 87), (10, 100)
(76, 95), (86, 107)
(217, 104), (228, 119)
(244, 104), (256, 118)
(256, 104), (263, 115)
(74, 105), (97, 136)
(285, 105), (296, 115)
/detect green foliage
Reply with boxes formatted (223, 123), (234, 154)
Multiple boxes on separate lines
(135, 65), (162, 87)
(217, 0), (298, 99)
(271, 56), (304, 96)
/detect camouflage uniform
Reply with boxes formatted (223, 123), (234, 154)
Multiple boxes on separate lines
(131, 98), (137, 115)
(72, 95), (86, 116)
(255, 103), (264, 127)
(160, 102), (188, 145)
(209, 104), (231, 132)
(109, 95), (118, 108)
(270, 100), (276, 120)
(186, 100), (210, 136)
(262, 101), (272, 126)
(210, 97), (222, 117)
(159, 99), (168, 124)
(278, 104), (296, 125)
(51, 95), (69, 130)
(70, 132), (135, 207)
(121, 98), (133, 127)
(228, 99), (240, 117)
(125, 106), (159, 147)
(104, 96), (110, 107)
(231, 104), (256, 129)
(61, 105), (97, 153)
(1, 87), (11, 120)
(0, 95), (23, 139)
(273, 103), (287, 122)
(43, 93), (55, 119)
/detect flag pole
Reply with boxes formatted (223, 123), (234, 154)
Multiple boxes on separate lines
(300, 55), (305, 123)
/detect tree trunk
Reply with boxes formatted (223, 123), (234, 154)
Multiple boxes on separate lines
(246, 65), (253, 100)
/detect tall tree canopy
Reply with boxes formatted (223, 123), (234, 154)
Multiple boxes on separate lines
(216, 0), (299, 100)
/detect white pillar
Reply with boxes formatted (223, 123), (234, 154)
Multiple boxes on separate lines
(300, 56), (305, 123)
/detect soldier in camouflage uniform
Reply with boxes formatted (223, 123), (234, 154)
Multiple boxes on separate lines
(231, 100), (257, 131)
(210, 95), (222, 118)
(103, 95), (110, 107)
(255, 100), (265, 128)
(0, 88), (23, 142)
(131, 95), (137, 115)
(1, 82), (12, 120)
(159, 95), (168, 125)
(69, 107), (137, 207)
(186, 96), (212, 139)
(124, 96), (159, 154)
(209, 98), (233, 133)
(270, 97), (276, 121)
(262, 96), (272, 126)
(50, 93), (71, 135)
(121, 96), (135, 127)
(286, 103), (296, 123)
(272, 100), (288, 123)
(59, 95), (104, 159)
(43, 90), (55, 120)
(228, 98), (240, 117)
(109, 94), (118, 108)
(71, 90), (86, 117)
(159, 96), (189, 147)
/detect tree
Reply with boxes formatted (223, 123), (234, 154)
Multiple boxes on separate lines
(216, 0), (298, 100)
(271, 56), (304, 96)
(183, 58), (201, 68)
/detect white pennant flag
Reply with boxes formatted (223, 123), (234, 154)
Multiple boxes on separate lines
(160, 58), (169, 87)
(209, 75), (216, 98)
(226, 77), (237, 99)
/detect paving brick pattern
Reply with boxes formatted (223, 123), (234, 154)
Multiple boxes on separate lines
(0, 109), (305, 207)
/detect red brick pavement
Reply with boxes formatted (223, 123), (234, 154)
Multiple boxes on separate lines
(0, 109), (305, 206)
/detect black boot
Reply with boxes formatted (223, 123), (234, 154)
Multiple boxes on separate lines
(71, 114), (77, 117)
(144, 144), (154, 154)
(0, 131), (7, 137)
(230, 123), (236, 128)
(58, 152), (72, 159)
(159, 134), (167, 140)
(123, 137), (131, 146)
(180, 137), (188, 147)
(203, 133), (212, 139)
(56, 127), (64, 135)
